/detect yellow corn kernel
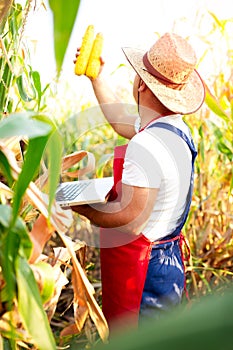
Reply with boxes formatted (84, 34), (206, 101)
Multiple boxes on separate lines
(85, 32), (104, 79)
(75, 25), (95, 75)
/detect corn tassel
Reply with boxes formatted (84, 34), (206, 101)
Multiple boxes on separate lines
(75, 25), (95, 75)
(86, 33), (104, 79)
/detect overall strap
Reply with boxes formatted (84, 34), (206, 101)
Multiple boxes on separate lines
(147, 122), (197, 237)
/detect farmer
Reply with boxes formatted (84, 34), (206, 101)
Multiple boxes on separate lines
(72, 32), (205, 331)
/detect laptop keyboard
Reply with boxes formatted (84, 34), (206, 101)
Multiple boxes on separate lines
(56, 181), (90, 202)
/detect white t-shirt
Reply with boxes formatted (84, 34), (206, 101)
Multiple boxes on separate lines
(121, 115), (193, 241)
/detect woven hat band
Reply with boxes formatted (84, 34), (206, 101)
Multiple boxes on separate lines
(143, 53), (186, 86)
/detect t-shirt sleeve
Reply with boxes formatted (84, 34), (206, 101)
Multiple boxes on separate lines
(121, 132), (162, 188)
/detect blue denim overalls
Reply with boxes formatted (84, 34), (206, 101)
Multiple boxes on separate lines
(140, 122), (197, 320)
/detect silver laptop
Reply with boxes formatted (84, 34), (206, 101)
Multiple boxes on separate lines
(56, 176), (114, 207)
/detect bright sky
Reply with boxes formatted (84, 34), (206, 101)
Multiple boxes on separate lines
(24, 0), (233, 100)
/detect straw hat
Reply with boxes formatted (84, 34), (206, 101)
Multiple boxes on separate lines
(122, 32), (205, 114)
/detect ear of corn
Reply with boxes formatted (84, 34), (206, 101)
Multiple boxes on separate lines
(85, 32), (104, 79)
(75, 25), (95, 75)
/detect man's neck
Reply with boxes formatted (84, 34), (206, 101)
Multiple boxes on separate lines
(138, 87), (175, 129)
(139, 105), (174, 129)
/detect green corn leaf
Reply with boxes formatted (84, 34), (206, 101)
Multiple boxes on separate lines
(209, 121), (233, 161)
(0, 229), (19, 302)
(14, 218), (32, 262)
(0, 149), (13, 186)
(0, 57), (13, 114)
(45, 129), (63, 214)
(1, 336), (16, 350)
(16, 256), (56, 350)
(31, 70), (42, 110)
(48, 0), (81, 75)
(16, 74), (37, 102)
(0, 112), (52, 139)
(95, 288), (233, 350)
(0, 205), (32, 302)
(217, 142), (233, 161)
(230, 168), (233, 193)
(31, 70), (41, 96)
(204, 86), (229, 122)
(8, 2), (22, 38)
(12, 134), (49, 224)
(198, 125), (205, 161)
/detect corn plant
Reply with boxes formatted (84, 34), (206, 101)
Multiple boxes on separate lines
(0, 0), (54, 118)
(0, 1), (109, 349)
(0, 113), (62, 349)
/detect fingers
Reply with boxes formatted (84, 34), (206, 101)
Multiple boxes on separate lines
(73, 47), (81, 64)
(100, 56), (105, 65)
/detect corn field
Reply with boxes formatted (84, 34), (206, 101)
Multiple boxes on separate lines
(0, 1), (232, 349)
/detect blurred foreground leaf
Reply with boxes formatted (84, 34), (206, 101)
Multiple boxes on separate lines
(16, 256), (56, 349)
(96, 287), (233, 350)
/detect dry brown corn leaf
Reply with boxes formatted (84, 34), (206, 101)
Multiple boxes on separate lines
(0, 182), (13, 199)
(0, 0), (13, 25)
(60, 323), (80, 338)
(72, 263), (89, 332)
(44, 242), (86, 322)
(52, 241), (86, 265)
(28, 214), (54, 263)
(0, 141), (22, 179)
(59, 233), (109, 343)
(53, 242), (90, 335)
(61, 150), (95, 177)
(1, 136), (25, 161)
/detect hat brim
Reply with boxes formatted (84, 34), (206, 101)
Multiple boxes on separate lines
(122, 47), (205, 115)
